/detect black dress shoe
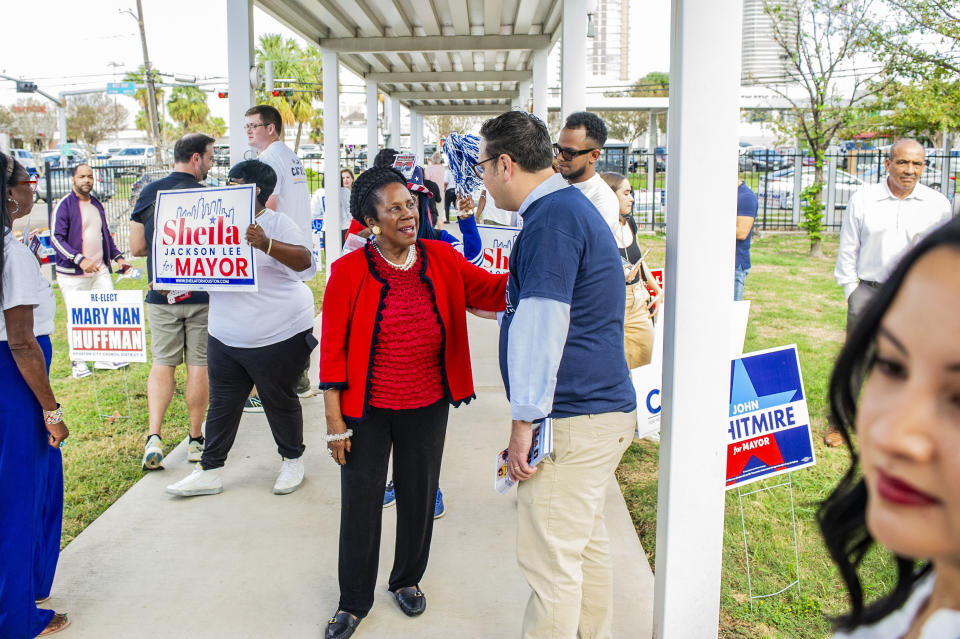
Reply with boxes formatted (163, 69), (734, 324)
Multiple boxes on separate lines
(393, 585), (426, 617)
(325, 611), (361, 639)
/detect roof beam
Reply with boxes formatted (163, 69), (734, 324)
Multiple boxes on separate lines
(367, 70), (531, 82)
(412, 105), (511, 115)
(390, 90), (515, 100)
(318, 34), (550, 53)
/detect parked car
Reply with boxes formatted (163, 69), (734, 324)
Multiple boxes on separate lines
(37, 165), (116, 203)
(756, 167), (862, 209)
(10, 149), (38, 178)
(739, 147), (790, 172)
(108, 145), (158, 175)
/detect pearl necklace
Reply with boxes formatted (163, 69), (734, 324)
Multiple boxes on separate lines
(372, 239), (417, 271)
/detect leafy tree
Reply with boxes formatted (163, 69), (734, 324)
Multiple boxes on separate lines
(602, 72), (670, 146)
(167, 86), (210, 132)
(66, 94), (129, 153)
(764, 0), (891, 256)
(124, 66), (164, 137)
(862, 78), (960, 144)
(872, 0), (960, 78)
(255, 34), (321, 152)
(204, 116), (227, 140)
(7, 99), (58, 150)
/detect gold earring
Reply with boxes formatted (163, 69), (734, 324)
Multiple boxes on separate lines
(372, 225), (381, 235)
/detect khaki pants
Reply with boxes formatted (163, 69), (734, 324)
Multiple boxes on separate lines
(517, 410), (637, 639)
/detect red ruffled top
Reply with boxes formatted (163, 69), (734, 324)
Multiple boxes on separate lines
(368, 248), (444, 409)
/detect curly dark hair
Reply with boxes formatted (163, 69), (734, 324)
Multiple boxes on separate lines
(564, 111), (608, 148)
(227, 160), (277, 207)
(819, 217), (960, 631)
(350, 166), (408, 225)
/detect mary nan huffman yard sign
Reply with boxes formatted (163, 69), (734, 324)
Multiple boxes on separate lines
(152, 184), (257, 291)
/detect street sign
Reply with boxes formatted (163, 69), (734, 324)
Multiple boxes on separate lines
(106, 82), (136, 96)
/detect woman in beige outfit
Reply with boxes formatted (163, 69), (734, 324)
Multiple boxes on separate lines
(602, 172), (661, 368)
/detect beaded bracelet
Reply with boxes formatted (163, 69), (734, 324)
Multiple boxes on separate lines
(43, 404), (63, 425)
(323, 429), (353, 442)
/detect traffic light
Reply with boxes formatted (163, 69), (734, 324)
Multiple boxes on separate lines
(271, 89), (294, 97)
(217, 91), (229, 99)
(16, 80), (37, 93)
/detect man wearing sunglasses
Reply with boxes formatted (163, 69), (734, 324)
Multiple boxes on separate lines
(555, 112), (620, 237)
(51, 163), (131, 378)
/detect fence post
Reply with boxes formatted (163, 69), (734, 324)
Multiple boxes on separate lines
(941, 130), (952, 201)
(792, 147), (802, 226)
(825, 155), (838, 229)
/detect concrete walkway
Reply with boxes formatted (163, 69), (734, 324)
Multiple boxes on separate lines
(49, 314), (653, 638)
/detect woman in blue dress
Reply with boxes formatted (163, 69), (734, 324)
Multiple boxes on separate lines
(0, 153), (70, 637)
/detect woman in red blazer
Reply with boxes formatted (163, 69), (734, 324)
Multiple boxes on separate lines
(319, 167), (506, 639)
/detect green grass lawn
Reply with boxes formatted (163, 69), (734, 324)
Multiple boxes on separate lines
(51, 260), (325, 548)
(616, 232), (896, 638)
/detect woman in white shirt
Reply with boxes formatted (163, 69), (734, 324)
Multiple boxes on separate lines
(166, 160), (317, 499)
(0, 153), (71, 636)
(821, 216), (960, 638)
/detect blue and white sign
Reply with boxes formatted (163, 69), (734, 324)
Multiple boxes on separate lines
(106, 82), (136, 96)
(725, 345), (815, 489)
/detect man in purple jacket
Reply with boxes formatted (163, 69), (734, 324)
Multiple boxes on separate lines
(51, 163), (131, 378)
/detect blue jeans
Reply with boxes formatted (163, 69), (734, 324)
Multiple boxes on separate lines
(734, 266), (750, 301)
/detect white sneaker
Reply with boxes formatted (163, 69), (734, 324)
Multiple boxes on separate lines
(142, 434), (164, 470)
(94, 361), (128, 370)
(273, 457), (304, 495)
(166, 464), (223, 497)
(71, 361), (92, 379)
(187, 437), (204, 463)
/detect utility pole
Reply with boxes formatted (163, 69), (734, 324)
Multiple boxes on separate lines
(122, 1), (162, 154)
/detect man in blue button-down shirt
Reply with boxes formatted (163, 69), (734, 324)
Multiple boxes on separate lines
(477, 111), (637, 639)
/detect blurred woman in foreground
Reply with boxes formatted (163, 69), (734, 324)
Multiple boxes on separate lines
(821, 216), (960, 637)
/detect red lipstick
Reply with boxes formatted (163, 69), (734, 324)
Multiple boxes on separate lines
(875, 470), (939, 506)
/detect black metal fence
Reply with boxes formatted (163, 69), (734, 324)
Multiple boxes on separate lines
(627, 148), (959, 232)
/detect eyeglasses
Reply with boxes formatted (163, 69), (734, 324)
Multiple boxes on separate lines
(244, 123), (266, 132)
(471, 156), (497, 179)
(553, 143), (598, 161)
(18, 178), (39, 193)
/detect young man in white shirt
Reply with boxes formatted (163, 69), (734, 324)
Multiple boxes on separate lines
(244, 104), (317, 402)
(555, 112), (620, 236)
(829, 138), (951, 446)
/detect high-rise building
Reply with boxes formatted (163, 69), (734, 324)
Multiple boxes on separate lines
(554, 0), (631, 86)
(741, 0), (789, 85)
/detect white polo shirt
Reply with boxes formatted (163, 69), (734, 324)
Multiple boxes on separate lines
(258, 141), (312, 237)
(835, 180), (951, 298)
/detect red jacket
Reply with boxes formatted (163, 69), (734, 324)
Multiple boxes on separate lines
(319, 239), (507, 420)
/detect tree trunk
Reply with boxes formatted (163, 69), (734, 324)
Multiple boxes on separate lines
(809, 237), (823, 257)
(295, 122), (302, 153)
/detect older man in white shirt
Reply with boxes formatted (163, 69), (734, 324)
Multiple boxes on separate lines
(830, 139), (951, 447)
(835, 139), (951, 334)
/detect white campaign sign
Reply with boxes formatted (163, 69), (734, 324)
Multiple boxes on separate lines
(633, 300), (750, 438)
(152, 184), (257, 292)
(475, 224), (521, 274)
(65, 290), (147, 363)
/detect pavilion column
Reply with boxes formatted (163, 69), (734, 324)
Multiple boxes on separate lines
(652, 0), (744, 636)
(411, 112), (424, 163)
(365, 78), (378, 163)
(532, 47), (549, 122)
(322, 48), (341, 266)
(226, 0), (254, 166)
(388, 96), (401, 149)
(561, 0), (587, 120)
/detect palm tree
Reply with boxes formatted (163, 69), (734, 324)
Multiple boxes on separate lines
(167, 86), (211, 133)
(255, 34), (322, 152)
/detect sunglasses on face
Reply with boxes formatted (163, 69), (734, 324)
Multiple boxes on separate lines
(18, 178), (39, 193)
(553, 143), (598, 161)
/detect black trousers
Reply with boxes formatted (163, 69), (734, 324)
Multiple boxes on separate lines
(338, 399), (449, 618)
(444, 188), (456, 221)
(200, 331), (312, 470)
